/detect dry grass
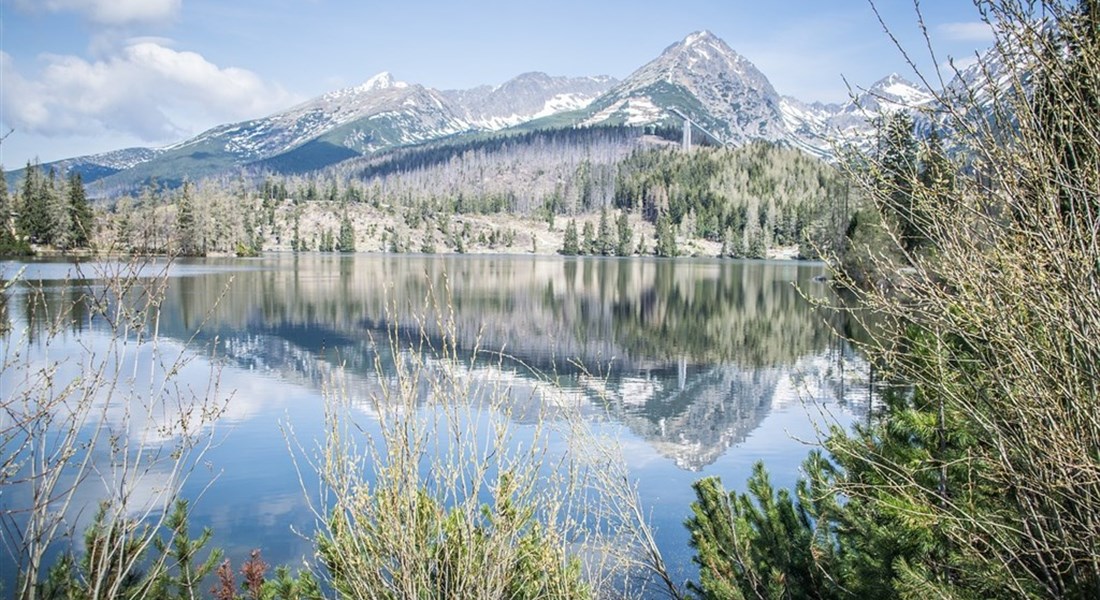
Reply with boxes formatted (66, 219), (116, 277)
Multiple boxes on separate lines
(288, 277), (682, 599)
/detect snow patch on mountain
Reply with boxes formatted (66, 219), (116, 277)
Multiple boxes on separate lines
(356, 71), (409, 93)
(582, 97), (665, 127)
(533, 92), (599, 119)
(444, 72), (617, 131)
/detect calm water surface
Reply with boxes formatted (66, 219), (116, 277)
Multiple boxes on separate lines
(0, 254), (871, 588)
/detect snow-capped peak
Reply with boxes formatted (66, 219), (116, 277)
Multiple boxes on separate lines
(865, 73), (933, 108)
(357, 71), (408, 92)
(683, 30), (717, 47)
(591, 30), (785, 142)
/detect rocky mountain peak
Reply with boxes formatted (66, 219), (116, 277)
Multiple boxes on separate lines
(856, 72), (934, 112)
(682, 29), (718, 46)
(647, 29), (760, 83)
(355, 71), (408, 93)
(582, 29), (785, 144)
(443, 71), (617, 130)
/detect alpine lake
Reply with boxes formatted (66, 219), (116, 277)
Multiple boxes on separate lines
(0, 253), (872, 588)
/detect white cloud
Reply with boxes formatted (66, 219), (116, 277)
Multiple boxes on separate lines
(0, 43), (297, 143)
(16, 0), (181, 26)
(938, 21), (996, 43)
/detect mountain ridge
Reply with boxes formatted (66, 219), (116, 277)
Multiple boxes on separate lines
(8, 30), (951, 193)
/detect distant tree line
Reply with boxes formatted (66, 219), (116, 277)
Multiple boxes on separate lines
(559, 207), (637, 256)
(613, 142), (848, 258)
(20, 123), (849, 260)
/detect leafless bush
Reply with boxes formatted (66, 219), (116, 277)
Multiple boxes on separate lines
(290, 278), (682, 599)
(825, 1), (1100, 596)
(0, 259), (228, 599)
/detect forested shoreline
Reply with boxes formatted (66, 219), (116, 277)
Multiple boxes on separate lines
(4, 131), (851, 261)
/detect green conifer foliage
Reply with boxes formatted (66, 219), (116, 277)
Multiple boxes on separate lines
(581, 221), (596, 255)
(615, 210), (633, 256)
(597, 207), (614, 256)
(338, 213), (356, 252)
(19, 162), (50, 245)
(68, 172), (93, 248)
(655, 213), (677, 257)
(560, 219), (580, 255)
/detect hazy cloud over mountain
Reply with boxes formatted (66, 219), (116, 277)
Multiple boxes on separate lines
(0, 42), (296, 142)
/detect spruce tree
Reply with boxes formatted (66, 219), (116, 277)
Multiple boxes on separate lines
(560, 219), (580, 255)
(291, 213), (302, 252)
(338, 213), (356, 252)
(597, 207), (614, 256)
(19, 161), (50, 244)
(175, 183), (201, 256)
(615, 210), (633, 256)
(45, 168), (72, 250)
(655, 213), (678, 257)
(68, 172), (93, 248)
(581, 221), (596, 255)
(879, 111), (921, 252)
(319, 229), (334, 252)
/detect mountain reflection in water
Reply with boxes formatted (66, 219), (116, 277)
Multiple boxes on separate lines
(3, 253), (876, 583)
(8, 254), (871, 474)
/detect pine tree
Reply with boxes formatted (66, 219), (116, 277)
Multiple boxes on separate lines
(291, 213), (302, 252)
(878, 111), (921, 253)
(175, 182), (202, 256)
(18, 161), (50, 244)
(746, 223), (767, 259)
(68, 172), (93, 248)
(319, 229), (334, 252)
(719, 228), (732, 258)
(581, 221), (596, 255)
(149, 499), (223, 599)
(615, 210), (633, 256)
(45, 168), (72, 250)
(560, 219), (580, 255)
(338, 213), (356, 252)
(655, 213), (677, 257)
(597, 207), (614, 256)
(237, 213), (260, 257)
(688, 457), (844, 600)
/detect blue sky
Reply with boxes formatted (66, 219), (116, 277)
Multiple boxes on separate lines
(1, 0), (991, 168)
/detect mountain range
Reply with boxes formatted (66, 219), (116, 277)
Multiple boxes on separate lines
(18, 30), (956, 193)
